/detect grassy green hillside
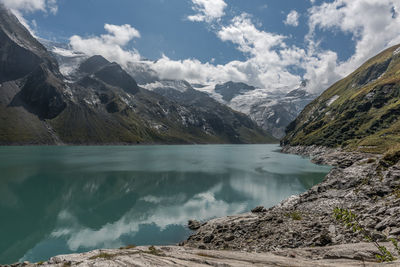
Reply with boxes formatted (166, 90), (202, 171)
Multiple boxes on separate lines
(283, 44), (400, 153)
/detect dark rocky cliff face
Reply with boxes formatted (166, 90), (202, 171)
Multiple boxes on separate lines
(0, 4), (59, 80)
(0, 29), (42, 83)
(19, 65), (67, 119)
(78, 55), (110, 74)
(94, 63), (140, 95)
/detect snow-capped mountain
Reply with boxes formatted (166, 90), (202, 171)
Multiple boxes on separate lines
(44, 41), (316, 139)
(32, 38), (273, 144)
(209, 81), (317, 139)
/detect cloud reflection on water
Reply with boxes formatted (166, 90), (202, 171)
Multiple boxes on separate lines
(0, 145), (331, 264)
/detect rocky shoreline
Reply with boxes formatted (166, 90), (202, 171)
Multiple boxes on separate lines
(183, 146), (400, 260)
(3, 146), (400, 266)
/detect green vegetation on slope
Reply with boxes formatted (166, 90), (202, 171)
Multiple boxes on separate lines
(283, 44), (400, 153)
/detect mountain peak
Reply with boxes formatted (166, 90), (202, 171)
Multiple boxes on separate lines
(79, 55), (110, 74)
(215, 81), (256, 102)
(0, 5), (59, 82)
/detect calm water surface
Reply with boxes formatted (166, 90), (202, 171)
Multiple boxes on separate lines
(0, 145), (331, 264)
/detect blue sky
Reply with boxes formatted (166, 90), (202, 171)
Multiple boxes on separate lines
(21, 0), (355, 64)
(3, 0), (400, 93)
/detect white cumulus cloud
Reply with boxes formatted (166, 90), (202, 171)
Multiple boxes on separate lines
(306, 0), (400, 89)
(187, 0), (227, 22)
(0, 0), (58, 14)
(285, 10), (300, 27)
(64, 0), (400, 95)
(69, 24), (141, 67)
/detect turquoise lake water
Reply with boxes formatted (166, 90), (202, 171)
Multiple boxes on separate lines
(0, 144), (331, 264)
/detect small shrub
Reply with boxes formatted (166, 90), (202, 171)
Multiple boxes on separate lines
(89, 252), (114, 260)
(196, 253), (217, 258)
(380, 146), (400, 167)
(119, 244), (136, 250)
(333, 207), (397, 262)
(286, 211), (302, 220)
(395, 188), (400, 199)
(389, 238), (400, 255)
(146, 246), (165, 256)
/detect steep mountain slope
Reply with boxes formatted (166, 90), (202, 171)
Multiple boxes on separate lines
(0, 5), (274, 145)
(0, 3), (69, 144)
(283, 44), (400, 153)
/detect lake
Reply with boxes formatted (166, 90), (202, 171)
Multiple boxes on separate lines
(0, 144), (331, 264)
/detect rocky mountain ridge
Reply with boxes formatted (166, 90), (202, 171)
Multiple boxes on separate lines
(0, 5), (274, 145)
(45, 39), (317, 140)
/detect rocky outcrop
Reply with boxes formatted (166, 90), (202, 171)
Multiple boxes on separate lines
(3, 243), (399, 267)
(184, 146), (400, 258)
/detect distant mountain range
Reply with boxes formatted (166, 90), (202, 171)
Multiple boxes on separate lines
(45, 37), (316, 140)
(0, 4), (274, 145)
(9, 1), (320, 142)
(282, 43), (400, 154)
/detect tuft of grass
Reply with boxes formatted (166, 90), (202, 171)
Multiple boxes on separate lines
(381, 144), (400, 167)
(145, 246), (165, 256)
(119, 244), (136, 250)
(394, 186), (400, 199)
(286, 211), (302, 221)
(89, 252), (115, 260)
(333, 207), (398, 262)
(196, 253), (217, 258)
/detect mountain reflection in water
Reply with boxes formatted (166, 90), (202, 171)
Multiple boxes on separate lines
(0, 145), (331, 264)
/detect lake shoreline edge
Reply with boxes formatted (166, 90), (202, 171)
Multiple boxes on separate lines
(3, 145), (400, 266)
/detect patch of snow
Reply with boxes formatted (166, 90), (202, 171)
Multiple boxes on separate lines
(60, 65), (78, 77)
(141, 81), (164, 91)
(150, 123), (167, 131)
(52, 47), (84, 58)
(142, 80), (191, 93)
(120, 96), (131, 107)
(192, 83), (226, 103)
(229, 89), (279, 114)
(393, 47), (400, 56)
(83, 95), (100, 106)
(327, 95), (339, 106)
(377, 72), (386, 80)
